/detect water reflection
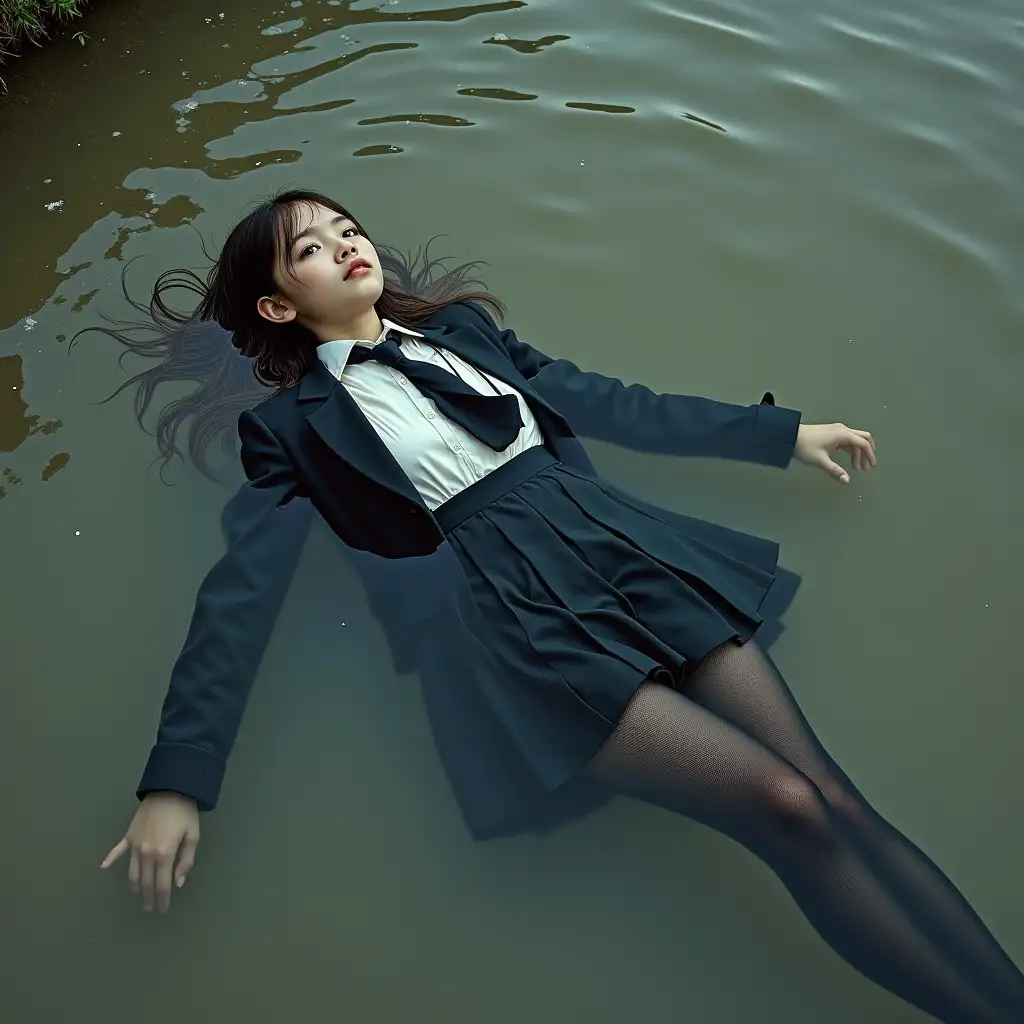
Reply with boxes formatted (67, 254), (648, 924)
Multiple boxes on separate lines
(458, 87), (537, 101)
(484, 32), (570, 54)
(103, 194), (203, 261)
(0, 355), (65, 500)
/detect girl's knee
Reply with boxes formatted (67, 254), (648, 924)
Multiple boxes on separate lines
(769, 773), (834, 844)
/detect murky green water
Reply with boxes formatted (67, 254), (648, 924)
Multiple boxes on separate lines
(2, 0), (1022, 1020)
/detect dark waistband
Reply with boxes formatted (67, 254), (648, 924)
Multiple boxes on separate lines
(434, 446), (557, 534)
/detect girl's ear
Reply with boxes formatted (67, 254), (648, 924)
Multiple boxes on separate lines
(257, 295), (297, 324)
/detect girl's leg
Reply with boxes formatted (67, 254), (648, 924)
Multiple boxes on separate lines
(683, 639), (1024, 1016)
(586, 680), (1009, 1023)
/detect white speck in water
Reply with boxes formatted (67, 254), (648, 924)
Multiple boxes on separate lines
(25, 318), (37, 330)
(985, 604), (989, 608)
(44, 178), (52, 183)
(145, 191), (156, 201)
(112, 131), (121, 137)
(219, 11), (225, 17)
(493, 32), (508, 40)
(581, 161), (585, 165)
(341, 622), (346, 627)
(182, 99), (198, 112)
(75, 531), (80, 536)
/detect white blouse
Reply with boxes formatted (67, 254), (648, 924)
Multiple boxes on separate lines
(316, 319), (545, 510)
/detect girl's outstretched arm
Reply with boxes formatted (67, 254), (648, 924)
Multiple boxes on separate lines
(462, 301), (801, 466)
(103, 412), (312, 911)
(463, 302), (875, 481)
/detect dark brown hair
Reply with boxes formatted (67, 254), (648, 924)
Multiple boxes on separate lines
(76, 188), (505, 478)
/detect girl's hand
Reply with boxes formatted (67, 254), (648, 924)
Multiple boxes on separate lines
(794, 422), (876, 484)
(101, 792), (200, 913)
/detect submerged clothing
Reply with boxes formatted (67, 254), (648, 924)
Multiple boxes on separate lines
(138, 301), (802, 838)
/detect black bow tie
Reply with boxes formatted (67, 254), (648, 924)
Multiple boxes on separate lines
(347, 332), (523, 451)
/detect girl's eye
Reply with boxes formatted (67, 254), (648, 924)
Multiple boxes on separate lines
(299, 243), (319, 258)
(342, 227), (358, 238)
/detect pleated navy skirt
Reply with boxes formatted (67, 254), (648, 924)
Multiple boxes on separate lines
(430, 445), (793, 839)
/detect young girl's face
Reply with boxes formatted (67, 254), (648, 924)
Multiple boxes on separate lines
(258, 202), (382, 337)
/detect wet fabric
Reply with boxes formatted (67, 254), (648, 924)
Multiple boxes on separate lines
(417, 446), (791, 838)
(587, 643), (1024, 1023)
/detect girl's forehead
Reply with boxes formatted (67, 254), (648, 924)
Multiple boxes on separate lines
(294, 202), (344, 232)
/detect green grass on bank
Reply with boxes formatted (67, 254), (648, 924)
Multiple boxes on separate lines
(1, 0), (88, 68)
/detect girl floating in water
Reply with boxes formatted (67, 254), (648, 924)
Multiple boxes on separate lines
(93, 189), (1023, 1023)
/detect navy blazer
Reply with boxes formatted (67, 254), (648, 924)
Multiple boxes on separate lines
(138, 301), (801, 817)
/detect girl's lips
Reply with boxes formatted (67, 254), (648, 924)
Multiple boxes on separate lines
(346, 265), (371, 279)
(344, 259), (372, 279)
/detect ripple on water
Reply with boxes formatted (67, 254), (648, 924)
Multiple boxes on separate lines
(817, 15), (909, 55)
(765, 67), (846, 114)
(483, 33), (570, 55)
(204, 150), (305, 179)
(818, 14), (1005, 92)
(870, 116), (978, 176)
(353, 145), (404, 157)
(565, 101), (636, 115)
(457, 87), (538, 102)
(356, 113), (474, 127)
(860, 196), (1009, 296)
(647, 0), (779, 55)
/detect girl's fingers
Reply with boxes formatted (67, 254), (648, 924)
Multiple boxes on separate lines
(841, 435), (874, 471)
(857, 435), (876, 467)
(176, 834), (199, 888)
(851, 429), (876, 461)
(128, 847), (141, 893)
(821, 455), (849, 483)
(155, 856), (175, 914)
(140, 855), (156, 912)
(100, 838), (128, 870)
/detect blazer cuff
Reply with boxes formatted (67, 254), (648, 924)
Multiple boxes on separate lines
(137, 742), (226, 812)
(752, 397), (801, 468)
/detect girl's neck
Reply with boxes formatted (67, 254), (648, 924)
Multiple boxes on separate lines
(310, 307), (383, 344)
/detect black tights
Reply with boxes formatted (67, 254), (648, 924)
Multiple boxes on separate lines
(586, 639), (1024, 1023)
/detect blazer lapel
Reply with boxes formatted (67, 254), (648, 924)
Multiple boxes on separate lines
(299, 360), (426, 508)
(418, 323), (525, 393)
(419, 323), (568, 424)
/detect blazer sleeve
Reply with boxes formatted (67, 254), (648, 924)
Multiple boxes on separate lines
(136, 410), (312, 811)
(462, 302), (802, 469)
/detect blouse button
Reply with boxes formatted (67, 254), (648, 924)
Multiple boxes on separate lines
(428, 412), (435, 420)
(453, 444), (462, 452)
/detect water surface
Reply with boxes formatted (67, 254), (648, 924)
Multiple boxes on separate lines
(2, 0), (1022, 1020)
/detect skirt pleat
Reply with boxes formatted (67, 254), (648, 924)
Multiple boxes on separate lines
(431, 449), (791, 838)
